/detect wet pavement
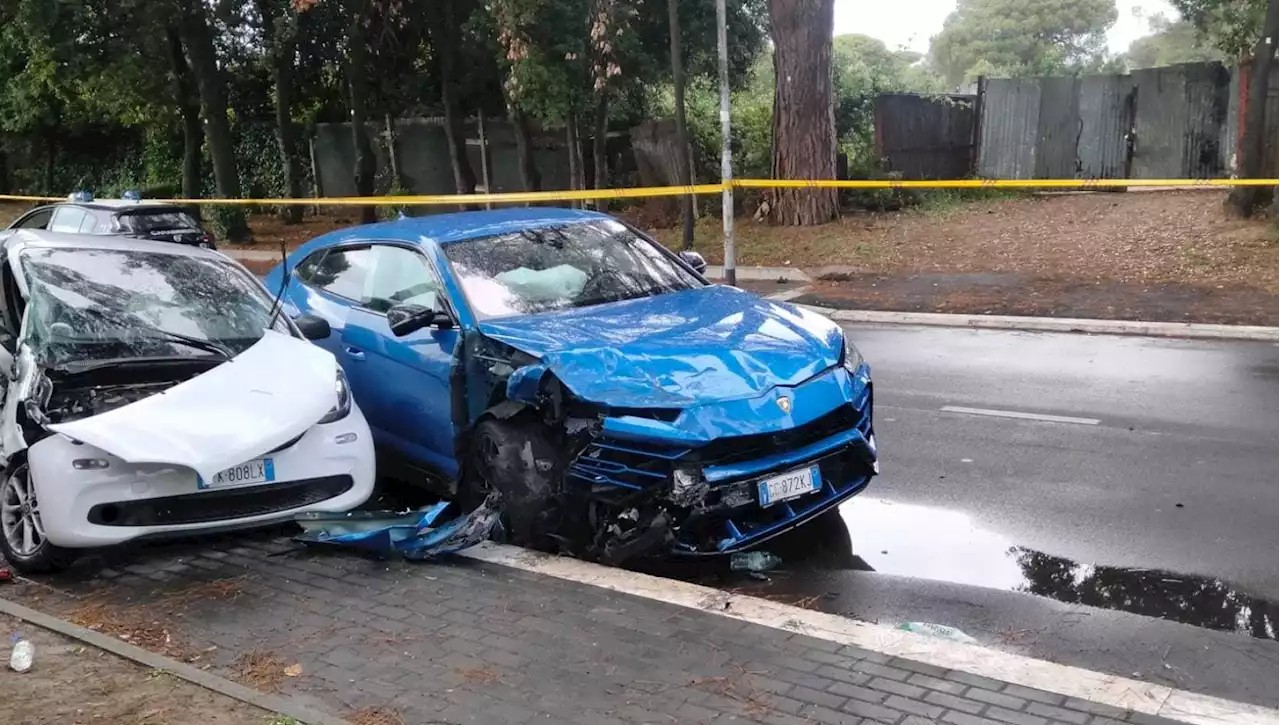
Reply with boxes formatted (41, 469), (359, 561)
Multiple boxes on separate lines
(652, 499), (1277, 641)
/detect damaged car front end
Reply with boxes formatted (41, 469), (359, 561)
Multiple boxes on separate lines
(474, 286), (877, 563)
(0, 231), (375, 573)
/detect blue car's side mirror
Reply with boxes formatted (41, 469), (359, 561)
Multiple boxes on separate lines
(678, 250), (708, 275)
(388, 301), (453, 337)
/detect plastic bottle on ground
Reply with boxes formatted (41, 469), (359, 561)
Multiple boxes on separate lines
(729, 551), (783, 573)
(9, 635), (33, 672)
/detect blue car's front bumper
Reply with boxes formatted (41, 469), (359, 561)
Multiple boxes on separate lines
(565, 364), (877, 556)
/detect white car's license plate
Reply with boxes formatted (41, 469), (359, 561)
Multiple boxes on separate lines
(199, 458), (275, 489)
(757, 464), (822, 507)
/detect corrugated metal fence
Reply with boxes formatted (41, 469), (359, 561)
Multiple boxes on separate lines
(873, 94), (977, 179)
(876, 61), (1276, 180)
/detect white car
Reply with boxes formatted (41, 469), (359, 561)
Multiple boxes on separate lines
(0, 230), (376, 573)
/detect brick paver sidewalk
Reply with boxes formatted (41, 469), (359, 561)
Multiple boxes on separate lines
(6, 532), (1183, 725)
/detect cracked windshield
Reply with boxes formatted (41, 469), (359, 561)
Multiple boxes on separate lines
(443, 219), (702, 319)
(20, 247), (285, 368)
(0, 0), (1275, 722)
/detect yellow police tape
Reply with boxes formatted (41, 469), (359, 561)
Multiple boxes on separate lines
(0, 177), (1276, 206)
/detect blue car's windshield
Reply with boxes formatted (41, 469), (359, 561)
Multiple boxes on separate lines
(441, 219), (703, 320)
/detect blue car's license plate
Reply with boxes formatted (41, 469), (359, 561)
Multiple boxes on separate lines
(757, 464), (822, 507)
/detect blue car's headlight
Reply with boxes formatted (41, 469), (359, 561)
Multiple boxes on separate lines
(841, 337), (865, 373)
(318, 368), (352, 423)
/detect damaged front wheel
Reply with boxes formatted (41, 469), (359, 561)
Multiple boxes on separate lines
(0, 463), (76, 573)
(465, 417), (561, 549)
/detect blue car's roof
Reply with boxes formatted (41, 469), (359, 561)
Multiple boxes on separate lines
(306, 207), (608, 248)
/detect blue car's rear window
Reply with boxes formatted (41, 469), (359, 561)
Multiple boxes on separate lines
(441, 220), (703, 320)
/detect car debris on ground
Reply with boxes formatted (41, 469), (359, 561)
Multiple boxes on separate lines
(294, 492), (503, 560)
(898, 621), (978, 643)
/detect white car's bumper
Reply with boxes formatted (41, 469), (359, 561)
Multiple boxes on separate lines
(28, 405), (375, 548)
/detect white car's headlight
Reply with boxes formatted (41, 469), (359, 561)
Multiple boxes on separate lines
(842, 337), (865, 373)
(318, 368), (352, 423)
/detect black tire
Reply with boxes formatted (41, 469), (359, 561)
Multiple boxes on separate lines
(464, 417), (562, 546)
(0, 463), (78, 574)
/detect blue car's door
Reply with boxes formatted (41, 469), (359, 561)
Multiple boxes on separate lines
(284, 244), (375, 361)
(338, 244), (460, 478)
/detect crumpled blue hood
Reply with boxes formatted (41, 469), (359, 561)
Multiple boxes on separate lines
(477, 286), (844, 408)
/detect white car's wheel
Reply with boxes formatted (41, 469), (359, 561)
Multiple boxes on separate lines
(0, 463), (76, 574)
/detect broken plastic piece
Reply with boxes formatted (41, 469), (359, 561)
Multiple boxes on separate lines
(0, 567), (12, 583)
(400, 493), (504, 560)
(9, 634), (33, 672)
(293, 493), (503, 560)
(898, 622), (977, 644)
(729, 551), (782, 573)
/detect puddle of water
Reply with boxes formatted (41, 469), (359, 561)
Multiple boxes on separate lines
(828, 497), (1277, 640)
(838, 498), (1027, 590)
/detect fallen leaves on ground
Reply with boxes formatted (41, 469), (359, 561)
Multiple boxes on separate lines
(232, 650), (290, 692)
(348, 706), (407, 725)
(67, 601), (199, 663)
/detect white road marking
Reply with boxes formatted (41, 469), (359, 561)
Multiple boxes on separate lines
(461, 542), (1277, 725)
(941, 405), (1101, 426)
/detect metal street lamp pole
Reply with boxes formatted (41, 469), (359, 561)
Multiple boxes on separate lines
(716, 0), (735, 286)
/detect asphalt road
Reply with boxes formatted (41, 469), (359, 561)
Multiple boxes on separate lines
(668, 324), (1279, 707)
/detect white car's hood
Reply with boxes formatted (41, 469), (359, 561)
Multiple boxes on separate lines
(47, 330), (337, 482)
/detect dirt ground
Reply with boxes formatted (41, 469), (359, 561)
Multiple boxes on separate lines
(0, 613), (273, 725)
(2, 189), (1275, 323)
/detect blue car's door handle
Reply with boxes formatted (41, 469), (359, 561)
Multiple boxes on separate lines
(346, 346), (366, 361)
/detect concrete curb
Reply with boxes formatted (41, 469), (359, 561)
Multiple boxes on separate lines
(787, 300), (1278, 342)
(222, 248), (282, 263)
(460, 543), (1280, 725)
(0, 596), (347, 725)
(705, 264), (811, 282)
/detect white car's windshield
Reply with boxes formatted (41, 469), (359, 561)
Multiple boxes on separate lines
(441, 219), (703, 320)
(116, 209), (202, 234)
(19, 247), (287, 369)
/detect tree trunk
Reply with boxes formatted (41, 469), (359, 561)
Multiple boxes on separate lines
(177, 0), (249, 241)
(259, 0), (303, 223)
(345, 0), (376, 224)
(42, 135), (56, 195)
(566, 115), (580, 208)
(431, 0), (477, 208)
(167, 27), (204, 199)
(1225, 0), (1278, 218)
(508, 102), (541, 193)
(592, 93), (609, 212)
(766, 0), (838, 226)
(573, 115), (587, 194)
(668, 0), (695, 249)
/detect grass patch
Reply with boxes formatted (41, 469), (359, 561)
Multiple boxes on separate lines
(913, 187), (1031, 215)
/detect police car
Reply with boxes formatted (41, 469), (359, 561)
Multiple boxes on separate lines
(4, 191), (218, 249)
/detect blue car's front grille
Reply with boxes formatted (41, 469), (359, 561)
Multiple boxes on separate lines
(567, 384), (874, 498)
(567, 438), (691, 491)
